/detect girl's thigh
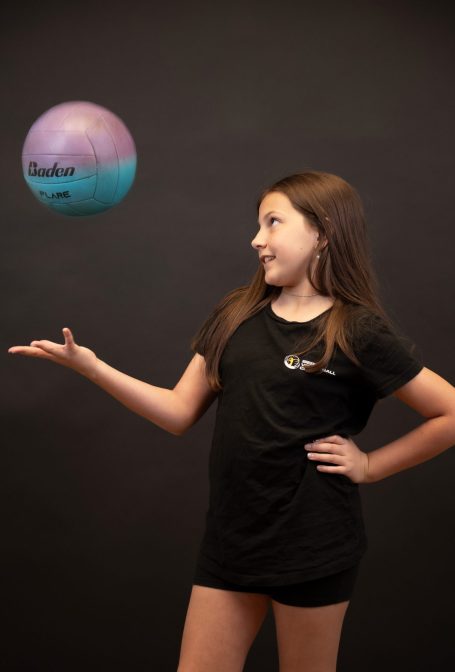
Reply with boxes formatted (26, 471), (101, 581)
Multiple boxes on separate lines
(177, 584), (271, 672)
(272, 598), (350, 672)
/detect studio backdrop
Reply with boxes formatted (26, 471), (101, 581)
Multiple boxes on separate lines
(2, 1), (454, 670)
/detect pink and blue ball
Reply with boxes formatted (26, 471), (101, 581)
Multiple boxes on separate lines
(22, 101), (136, 216)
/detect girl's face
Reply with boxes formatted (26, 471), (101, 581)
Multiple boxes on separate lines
(251, 191), (321, 289)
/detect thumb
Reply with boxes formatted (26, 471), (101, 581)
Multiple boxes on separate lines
(62, 327), (76, 346)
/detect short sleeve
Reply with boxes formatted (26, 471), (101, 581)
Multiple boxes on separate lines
(355, 315), (424, 398)
(193, 342), (205, 356)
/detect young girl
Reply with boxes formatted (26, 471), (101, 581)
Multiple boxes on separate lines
(8, 170), (455, 672)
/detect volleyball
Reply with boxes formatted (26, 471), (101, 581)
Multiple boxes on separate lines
(21, 101), (137, 216)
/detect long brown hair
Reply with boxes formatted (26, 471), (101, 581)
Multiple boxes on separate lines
(191, 170), (413, 392)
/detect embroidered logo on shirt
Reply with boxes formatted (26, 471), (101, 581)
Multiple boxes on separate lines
(284, 354), (336, 376)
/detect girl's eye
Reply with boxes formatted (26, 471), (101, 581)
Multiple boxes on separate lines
(256, 216), (280, 231)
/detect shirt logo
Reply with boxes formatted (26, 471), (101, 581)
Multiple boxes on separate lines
(284, 354), (336, 376)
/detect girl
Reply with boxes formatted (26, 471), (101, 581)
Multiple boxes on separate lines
(8, 171), (455, 672)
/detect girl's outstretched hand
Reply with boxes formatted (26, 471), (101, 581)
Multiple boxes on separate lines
(304, 435), (370, 484)
(8, 328), (98, 378)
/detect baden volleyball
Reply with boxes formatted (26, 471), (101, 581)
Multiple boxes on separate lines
(21, 101), (137, 216)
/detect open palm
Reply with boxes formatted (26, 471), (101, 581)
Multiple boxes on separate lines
(8, 327), (98, 378)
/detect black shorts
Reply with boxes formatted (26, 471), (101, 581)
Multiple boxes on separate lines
(193, 562), (361, 607)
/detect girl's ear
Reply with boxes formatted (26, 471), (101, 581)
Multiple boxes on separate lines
(316, 234), (328, 251)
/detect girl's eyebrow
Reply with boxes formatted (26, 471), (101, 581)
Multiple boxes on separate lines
(257, 210), (286, 224)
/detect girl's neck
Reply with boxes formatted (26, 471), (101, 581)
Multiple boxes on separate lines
(272, 291), (335, 318)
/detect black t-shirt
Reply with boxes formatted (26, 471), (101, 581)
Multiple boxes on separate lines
(192, 301), (424, 587)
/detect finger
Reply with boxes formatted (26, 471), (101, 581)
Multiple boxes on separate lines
(307, 452), (342, 463)
(320, 435), (345, 444)
(8, 344), (41, 353)
(62, 327), (75, 346)
(29, 339), (60, 354)
(8, 345), (54, 358)
(305, 441), (340, 453)
(316, 465), (345, 473)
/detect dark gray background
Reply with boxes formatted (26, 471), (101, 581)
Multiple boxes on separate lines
(2, 1), (454, 670)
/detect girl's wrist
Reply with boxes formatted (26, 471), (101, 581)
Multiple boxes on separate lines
(363, 452), (374, 484)
(78, 356), (100, 381)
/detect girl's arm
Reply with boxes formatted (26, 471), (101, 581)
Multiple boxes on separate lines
(365, 367), (455, 483)
(8, 328), (218, 437)
(88, 353), (218, 436)
(85, 359), (188, 435)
